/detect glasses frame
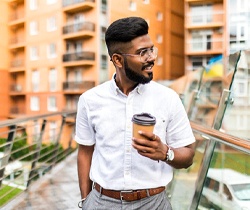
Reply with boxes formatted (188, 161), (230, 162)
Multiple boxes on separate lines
(118, 46), (158, 63)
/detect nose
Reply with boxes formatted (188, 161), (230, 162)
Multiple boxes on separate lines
(146, 52), (156, 62)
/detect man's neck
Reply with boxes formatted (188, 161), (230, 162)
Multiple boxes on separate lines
(115, 76), (138, 96)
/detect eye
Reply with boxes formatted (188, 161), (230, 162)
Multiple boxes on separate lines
(140, 49), (148, 56)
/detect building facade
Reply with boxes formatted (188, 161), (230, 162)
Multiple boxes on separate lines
(1, 0), (186, 121)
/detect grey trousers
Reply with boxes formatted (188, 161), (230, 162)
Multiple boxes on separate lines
(82, 188), (173, 210)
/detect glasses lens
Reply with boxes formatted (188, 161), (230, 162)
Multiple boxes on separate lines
(140, 47), (158, 63)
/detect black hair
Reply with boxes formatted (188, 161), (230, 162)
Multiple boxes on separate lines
(105, 17), (149, 57)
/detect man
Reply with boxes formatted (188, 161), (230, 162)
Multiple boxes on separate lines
(75, 17), (195, 210)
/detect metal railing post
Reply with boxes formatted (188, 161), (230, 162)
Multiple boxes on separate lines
(0, 125), (16, 187)
(51, 115), (66, 166)
(27, 119), (47, 187)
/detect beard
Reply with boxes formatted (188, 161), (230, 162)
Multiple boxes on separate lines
(124, 58), (153, 84)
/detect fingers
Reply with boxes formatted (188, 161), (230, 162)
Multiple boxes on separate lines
(137, 130), (158, 141)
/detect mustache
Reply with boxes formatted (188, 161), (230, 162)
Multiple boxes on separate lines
(142, 62), (154, 70)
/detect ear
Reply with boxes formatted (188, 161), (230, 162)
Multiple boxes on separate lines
(111, 53), (123, 68)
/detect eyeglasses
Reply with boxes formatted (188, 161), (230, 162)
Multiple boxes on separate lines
(119, 47), (158, 63)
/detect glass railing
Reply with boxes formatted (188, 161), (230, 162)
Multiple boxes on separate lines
(169, 49), (250, 210)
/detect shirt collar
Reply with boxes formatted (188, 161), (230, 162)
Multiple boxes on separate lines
(110, 73), (146, 96)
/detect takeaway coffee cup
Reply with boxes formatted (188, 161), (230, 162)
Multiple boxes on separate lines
(132, 113), (156, 139)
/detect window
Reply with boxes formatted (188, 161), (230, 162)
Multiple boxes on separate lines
(223, 184), (233, 200)
(156, 34), (163, 43)
(49, 122), (57, 143)
(129, 1), (137, 11)
(156, 12), (163, 21)
(234, 79), (248, 96)
(101, 55), (108, 69)
(143, 0), (150, 4)
(32, 70), (39, 92)
(101, 27), (106, 39)
(191, 57), (210, 71)
(47, 43), (57, 58)
(30, 46), (39, 60)
(190, 4), (212, 24)
(47, 0), (57, 4)
(157, 56), (163, 66)
(30, 21), (38, 35)
(47, 16), (57, 32)
(101, 0), (107, 13)
(49, 68), (57, 91)
(229, 23), (248, 51)
(30, 96), (40, 111)
(30, 0), (38, 10)
(74, 68), (82, 82)
(191, 31), (212, 51)
(204, 177), (219, 192)
(48, 96), (57, 111)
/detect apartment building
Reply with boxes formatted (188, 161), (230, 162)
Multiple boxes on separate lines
(184, 0), (226, 72)
(1, 0), (186, 121)
(184, 0), (250, 136)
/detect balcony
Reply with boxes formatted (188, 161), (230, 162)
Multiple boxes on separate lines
(9, 106), (26, 115)
(10, 59), (25, 72)
(186, 39), (223, 55)
(62, 0), (95, 13)
(62, 21), (95, 39)
(63, 80), (95, 94)
(9, 11), (25, 27)
(186, 12), (224, 29)
(10, 84), (25, 95)
(62, 51), (95, 66)
(9, 36), (25, 49)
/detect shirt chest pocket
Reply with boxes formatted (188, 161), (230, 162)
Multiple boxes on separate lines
(153, 114), (168, 144)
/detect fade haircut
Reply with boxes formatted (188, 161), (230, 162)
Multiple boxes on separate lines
(105, 17), (149, 57)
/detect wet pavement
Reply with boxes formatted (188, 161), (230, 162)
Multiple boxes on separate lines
(2, 151), (81, 210)
(2, 150), (197, 210)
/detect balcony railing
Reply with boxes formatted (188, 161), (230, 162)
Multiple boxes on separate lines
(10, 59), (25, 68)
(9, 11), (24, 22)
(63, 21), (95, 34)
(62, 51), (95, 62)
(62, 0), (95, 7)
(0, 111), (76, 207)
(63, 80), (95, 91)
(186, 12), (224, 28)
(186, 39), (223, 54)
(9, 106), (26, 115)
(9, 36), (25, 45)
(10, 84), (23, 92)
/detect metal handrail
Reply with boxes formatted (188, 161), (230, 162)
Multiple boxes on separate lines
(0, 111), (76, 128)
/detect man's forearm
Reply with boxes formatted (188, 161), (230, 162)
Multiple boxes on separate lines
(77, 144), (94, 198)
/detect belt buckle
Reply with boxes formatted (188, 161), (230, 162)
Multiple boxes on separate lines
(120, 190), (133, 201)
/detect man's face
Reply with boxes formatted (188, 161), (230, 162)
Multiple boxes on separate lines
(124, 57), (153, 84)
(122, 34), (155, 84)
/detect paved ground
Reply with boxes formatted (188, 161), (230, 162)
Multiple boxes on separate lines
(2, 151), (81, 210)
(2, 150), (198, 210)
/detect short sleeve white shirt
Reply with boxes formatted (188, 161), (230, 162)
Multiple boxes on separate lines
(75, 75), (195, 190)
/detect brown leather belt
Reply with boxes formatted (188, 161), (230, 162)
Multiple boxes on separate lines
(94, 183), (165, 202)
